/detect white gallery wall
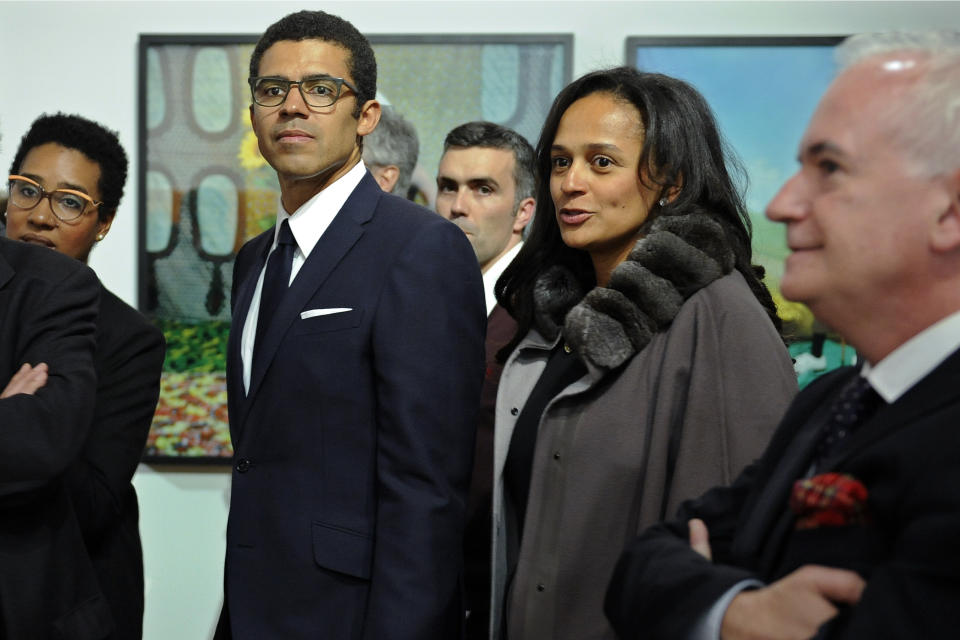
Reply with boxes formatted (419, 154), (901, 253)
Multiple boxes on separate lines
(1, 1), (957, 638)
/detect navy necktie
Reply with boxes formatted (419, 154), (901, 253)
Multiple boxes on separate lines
(813, 374), (883, 469)
(254, 219), (296, 366)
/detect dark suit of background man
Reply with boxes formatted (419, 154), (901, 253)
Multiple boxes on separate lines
(606, 31), (960, 640)
(0, 236), (106, 638)
(434, 121), (535, 640)
(216, 10), (486, 640)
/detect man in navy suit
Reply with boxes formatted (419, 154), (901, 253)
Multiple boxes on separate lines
(605, 31), (960, 640)
(216, 10), (486, 640)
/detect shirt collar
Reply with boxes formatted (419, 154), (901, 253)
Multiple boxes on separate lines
(862, 309), (960, 403)
(482, 241), (522, 316)
(272, 160), (368, 260)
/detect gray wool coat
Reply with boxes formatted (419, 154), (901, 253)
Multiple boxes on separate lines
(490, 270), (797, 640)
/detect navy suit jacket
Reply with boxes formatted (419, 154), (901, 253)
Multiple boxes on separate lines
(0, 236), (109, 639)
(606, 349), (960, 639)
(220, 173), (486, 640)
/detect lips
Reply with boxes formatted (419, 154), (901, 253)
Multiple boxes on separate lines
(558, 208), (593, 225)
(275, 128), (314, 143)
(20, 233), (55, 248)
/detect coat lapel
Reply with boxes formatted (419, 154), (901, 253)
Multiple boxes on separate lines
(242, 174), (380, 405)
(731, 368), (855, 564)
(824, 347), (960, 470)
(227, 232), (270, 438)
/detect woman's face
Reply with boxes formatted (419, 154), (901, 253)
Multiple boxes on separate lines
(550, 92), (659, 271)
(5, 142), (112, 263)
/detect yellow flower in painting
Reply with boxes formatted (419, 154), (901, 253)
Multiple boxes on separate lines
(238, 109), (267, 170)
(772, 288), (815, 337)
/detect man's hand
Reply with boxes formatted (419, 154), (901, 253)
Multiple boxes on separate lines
(720, 565), (866, 640)
(688, 518), (713, 561)
(1, 363), (49, 399)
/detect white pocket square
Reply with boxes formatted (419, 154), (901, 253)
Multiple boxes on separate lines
(300, 308), (352, 319)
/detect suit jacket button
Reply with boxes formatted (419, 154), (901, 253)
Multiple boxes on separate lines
(236, 458), (252, 473)
(536, 583), (545, 592)
(511, 407), (519, 416)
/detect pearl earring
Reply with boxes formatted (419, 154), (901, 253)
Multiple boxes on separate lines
(96, 233), (104, 241)
(658, 198), (667, 207)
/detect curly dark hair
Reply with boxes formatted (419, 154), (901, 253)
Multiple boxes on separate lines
(250, 10), (377, 119)
(496, 66), (781, 360)
(9, 112), (128, 221)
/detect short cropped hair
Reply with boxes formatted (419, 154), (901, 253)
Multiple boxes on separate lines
(362, 106), (420, 196)
(442, 121), (536, 207)
(250, 10), (377, 118)
(836, 30), (960, 176)
(10, 113), (128, 221)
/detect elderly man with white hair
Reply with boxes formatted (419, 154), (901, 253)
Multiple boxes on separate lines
(605, 30), (960, 640)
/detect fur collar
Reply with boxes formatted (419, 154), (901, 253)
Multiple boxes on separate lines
(533, 210), (736, 371)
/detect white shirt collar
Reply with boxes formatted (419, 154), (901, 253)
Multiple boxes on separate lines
(272, 160), (367, 260)
(482, 241), (522, 316)
(862, 309), (960, 402)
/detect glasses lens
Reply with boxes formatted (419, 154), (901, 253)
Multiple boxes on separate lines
(51, 191), (90, 221)
(299, 77), (341, 107)
(10, 178), (42, 209)
(253, 78), (288, 106)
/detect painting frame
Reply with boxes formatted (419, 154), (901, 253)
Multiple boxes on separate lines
(137, 32), (572, 463)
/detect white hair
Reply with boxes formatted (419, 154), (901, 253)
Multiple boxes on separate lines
(837, 31), (960, 176)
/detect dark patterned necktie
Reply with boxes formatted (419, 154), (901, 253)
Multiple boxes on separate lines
(253, 219), (296, 366)
(813, 374), (883, 470)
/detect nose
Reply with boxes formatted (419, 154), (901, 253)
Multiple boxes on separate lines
(27, 198), (59, 229)
(559, 160), (586, 195)
(449, 188), (469, 218)
(279, 83), (308, 116)
(765, 171), (809, 223)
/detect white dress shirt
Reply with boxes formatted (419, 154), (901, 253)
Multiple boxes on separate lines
(240, 161), (367, 393)
(694, 308), (960, 638)
(481, 241), (522, 316)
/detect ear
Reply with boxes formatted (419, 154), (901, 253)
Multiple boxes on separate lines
(249, 104), (258, 137)
(372, 165), (400, 193)
(97, 210), (116, 240)
(356, 99), (381, 137)
(930, 169), (960, 253)
(513, 197), (535, 234)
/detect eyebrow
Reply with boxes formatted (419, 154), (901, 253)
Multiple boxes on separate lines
(551, 142), (623, 153)
(799, 141), (847, 162)
(20, 172), (93, 195)
(436, 175), (501, 188)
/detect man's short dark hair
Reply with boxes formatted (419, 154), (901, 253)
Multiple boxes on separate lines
(363, 106), (420, 196)
(10, 113), (128, 221)
(442, 121), (536, 207)
(250, 10), (377, 119)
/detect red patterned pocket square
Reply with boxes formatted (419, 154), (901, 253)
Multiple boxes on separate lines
(790, 472), (870, 530)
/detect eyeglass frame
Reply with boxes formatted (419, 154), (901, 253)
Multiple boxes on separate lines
(247, 74), (359, 108)
(7, 174), (103, 223)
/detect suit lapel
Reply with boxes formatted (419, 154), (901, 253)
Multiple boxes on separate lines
(0, 245), (13, 290)
(824, 347), (960, 470)
(227, 232), (271, 438)
(731, 368), (856, 564)
(243, 174), (381, 404)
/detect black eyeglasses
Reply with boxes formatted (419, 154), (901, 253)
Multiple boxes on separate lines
(248, 75), (358, 108)
(7, 175), (102, 223)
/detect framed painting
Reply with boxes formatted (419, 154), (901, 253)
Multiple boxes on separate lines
(627, 36), (857, 383)
(137, 33), (571, 462)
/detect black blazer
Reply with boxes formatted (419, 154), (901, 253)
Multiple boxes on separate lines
(606, 349), (960, 639)
(0, 236), (109, 639)
(67, 286), (164, 640)
(219, 173), (486, 639)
